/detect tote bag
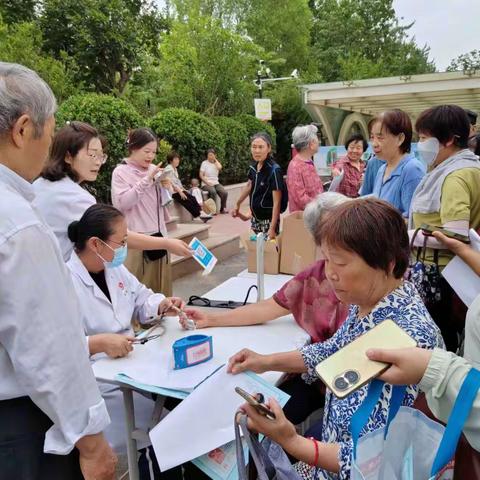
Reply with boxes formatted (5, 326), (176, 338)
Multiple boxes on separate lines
(350, 369), (480, 480)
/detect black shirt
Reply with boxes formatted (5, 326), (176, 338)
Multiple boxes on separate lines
(89, 270), (111, 302)
(247, 159), (285, 220)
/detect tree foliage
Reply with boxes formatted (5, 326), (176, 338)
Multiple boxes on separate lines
(447, 50), (480, 73)
(149, 108), (226, 182)
(38, 0), (169, 93)
(212, 116), (250, 184)
(154, 12), (260, 116)
(309, 0), (435, 82)
(0, 0), (36, 24)
(0, 17), (77, 101)
(171, 0), (313, 75)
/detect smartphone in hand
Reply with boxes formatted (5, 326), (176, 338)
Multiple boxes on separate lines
(315, 320), (417, 398)
(235, 387), (276, 419)
(420, 224), (470, 244)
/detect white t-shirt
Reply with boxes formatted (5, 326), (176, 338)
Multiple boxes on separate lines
(200, 160), (220, 186)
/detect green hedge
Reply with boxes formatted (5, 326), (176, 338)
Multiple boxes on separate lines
(234, 114), (277, 151)
(149, 108), (225, 183)
(56, 93), (144, 202)
(211, 116), (250, 184)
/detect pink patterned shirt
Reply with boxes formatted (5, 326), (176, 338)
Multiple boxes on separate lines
(286, 155), (324, 212)
(111, 161), (168, 235)
(273, 260), (348, 343)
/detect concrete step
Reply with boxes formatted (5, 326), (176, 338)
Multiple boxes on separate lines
(171, 233), (241, 280)
(169, 222), (210, 244)
(166, 215), (179, 232)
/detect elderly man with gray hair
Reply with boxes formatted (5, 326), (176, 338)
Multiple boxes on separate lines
(0, 62), (116, 480)
(183, 192), (350, 428)
(286, 124), (324, 212)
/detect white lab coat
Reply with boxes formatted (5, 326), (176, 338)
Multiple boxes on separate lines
(67, 252), (166, 453)
(33, 177), (96, 261)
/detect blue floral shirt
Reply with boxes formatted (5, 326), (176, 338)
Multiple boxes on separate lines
(298, 281), (444, 480)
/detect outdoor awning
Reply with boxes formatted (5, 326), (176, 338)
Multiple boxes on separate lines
(302, 71), (480, 118)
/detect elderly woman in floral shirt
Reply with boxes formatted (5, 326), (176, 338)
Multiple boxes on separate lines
(287, 124), (324, 212)
(229, 198), (444, 480)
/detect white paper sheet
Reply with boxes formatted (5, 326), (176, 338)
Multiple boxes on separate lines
(442, 229), (480, 307)
(149, 366), (290, 472)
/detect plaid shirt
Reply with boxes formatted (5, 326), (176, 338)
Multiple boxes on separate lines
(333, 156), (365, 198)
(286, 155), (324, 212)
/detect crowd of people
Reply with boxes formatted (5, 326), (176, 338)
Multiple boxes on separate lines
(1, 59), (480, 480)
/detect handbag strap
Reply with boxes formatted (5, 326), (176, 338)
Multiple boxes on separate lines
(236, 413), (276, 480)
(350, 380), (406, 460)
(430, 367), (480, 476)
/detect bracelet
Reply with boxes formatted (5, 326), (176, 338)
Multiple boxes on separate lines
(309, 437), (319, 467)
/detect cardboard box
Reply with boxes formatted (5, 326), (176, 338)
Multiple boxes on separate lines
(242, 232), (281, 275)
(280, 211), (318, 275)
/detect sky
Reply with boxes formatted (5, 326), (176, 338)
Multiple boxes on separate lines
(393, 0), (479, 71)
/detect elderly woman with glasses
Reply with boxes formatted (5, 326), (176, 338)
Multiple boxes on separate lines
(66, 203), (185, 479)
(287, 124), (323, 212)
(229, 198), (443, 480)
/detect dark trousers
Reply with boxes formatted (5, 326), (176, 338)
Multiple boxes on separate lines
(202, 184), (228, 212)
(427, 278), (467, 352)
(0, 396), (83, 480)
(172, 191), (202, 218)
(279, 375), (325, 429)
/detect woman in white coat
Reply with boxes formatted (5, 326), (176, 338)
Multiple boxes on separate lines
(66, 203), (184, 480)
(32, 121), (191, 263)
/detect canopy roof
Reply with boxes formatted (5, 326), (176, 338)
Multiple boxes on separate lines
(302, 71), (480, 119)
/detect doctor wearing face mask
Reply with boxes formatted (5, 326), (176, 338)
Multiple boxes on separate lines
(66, 203), (185, 479)
(409, 105), (480, 352)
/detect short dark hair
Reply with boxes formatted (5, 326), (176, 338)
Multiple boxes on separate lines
(371, 109), (412, 153)
(166, 150), (180, 163)
(465, 109), (478, 126)
(415, 105), (470, 148)
(345, 133), (368, 152)
(68, 203), (124, 252)
(207, 148), (216, 155)
(41, 121), (101, 182)
(316, 198), (409, 279)
(126, 128), (157, 153)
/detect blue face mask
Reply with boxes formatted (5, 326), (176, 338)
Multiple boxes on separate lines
(97, 240), (128, 268)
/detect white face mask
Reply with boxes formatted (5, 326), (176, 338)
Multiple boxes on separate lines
(417, 137), (440, 166)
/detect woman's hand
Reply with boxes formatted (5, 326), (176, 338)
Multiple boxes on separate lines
(164, 238), (193, 257)
(228, 349), (270, 374)
(160, 297), (186, 315)
(148, 164), (163, 182)
(432, 231), (469, 256)
(332, 167), (342, 177)
(366, 347), (433, 385)
(231, 206), (239, 218)
(241, 397), (297, 449)
(179, 190), (188, 200)
(267, 227), (277, 240)
(181, 308), (210, 329)
(95, 333), (134, 358)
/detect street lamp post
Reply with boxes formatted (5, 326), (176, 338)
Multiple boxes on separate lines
(254, 61), (299, 98)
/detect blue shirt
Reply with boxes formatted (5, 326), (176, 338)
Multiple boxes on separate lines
(372, 154), (425, 217)
(360, 156), (384, 195)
